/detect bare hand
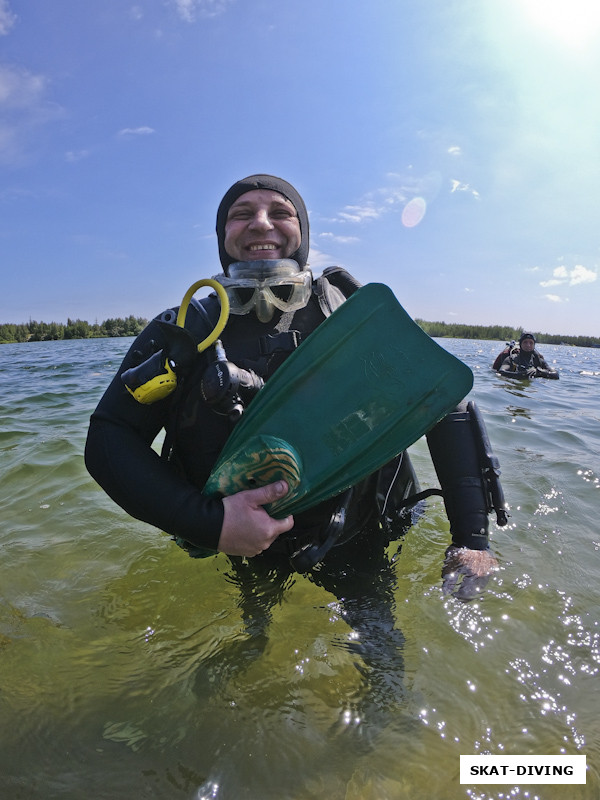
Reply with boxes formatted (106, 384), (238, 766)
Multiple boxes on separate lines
(441, 545), (499, 601)
(218, 480), (294, 557)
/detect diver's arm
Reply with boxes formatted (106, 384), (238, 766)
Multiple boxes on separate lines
(426, 404), (490, 551)
(533, 352), (556, 377)
(85, 322), (294, 554)
(535, 368), (556, 379)
(85, 408), (224, 549)
(426, 403), (500, 599)
(86, 405), (294, 555)
(85, 322), (224, 550)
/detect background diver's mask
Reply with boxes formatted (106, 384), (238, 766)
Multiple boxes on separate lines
(214, 259), (312, 323)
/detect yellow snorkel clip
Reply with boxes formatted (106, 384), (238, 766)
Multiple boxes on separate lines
(123, 278), (230, 404)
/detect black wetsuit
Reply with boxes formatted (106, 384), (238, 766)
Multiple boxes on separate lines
(85, 269), (496, 564)
(85, 270), (422, 558)
(499, 346), (554, 377)
(85, 269), (507, 727)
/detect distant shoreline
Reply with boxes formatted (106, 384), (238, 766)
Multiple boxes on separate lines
(0, 316), (148, 345)
(1, 316), (598, 349)
(414, 319), (600, 349)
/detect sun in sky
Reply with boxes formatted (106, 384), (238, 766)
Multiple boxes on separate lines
(521, 0), (600, 47)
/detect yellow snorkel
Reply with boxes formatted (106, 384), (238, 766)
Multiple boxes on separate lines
(123, 279), (230, 404)
(176, 278), (230, 351)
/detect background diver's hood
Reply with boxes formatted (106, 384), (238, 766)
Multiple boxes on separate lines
(215, 174), (310, 273)
(519, 332), (536, 344)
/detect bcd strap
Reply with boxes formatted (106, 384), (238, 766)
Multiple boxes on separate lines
(259, 330), (302, 355)
(322, 266), (362, 297)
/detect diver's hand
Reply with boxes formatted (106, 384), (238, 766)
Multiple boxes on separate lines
(219, 480), (294, 557)
(441, 545), (498, 601)
(526, 367), (537, 379)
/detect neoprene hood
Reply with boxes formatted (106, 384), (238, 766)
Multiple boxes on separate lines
(216, 174), (310, 272)
(519, 332), (536, 344)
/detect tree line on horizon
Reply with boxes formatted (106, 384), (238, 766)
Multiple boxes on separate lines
(0, 315), (598, 349)
(415, 319), (600, 349)
(0, 316), (148, 344)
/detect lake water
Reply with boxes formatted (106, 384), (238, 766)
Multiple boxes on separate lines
(0, 336), (598, 800)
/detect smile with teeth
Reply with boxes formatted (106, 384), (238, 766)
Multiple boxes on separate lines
(249, 244), (278, 252)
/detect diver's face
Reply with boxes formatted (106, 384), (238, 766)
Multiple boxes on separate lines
(521, 338), (535, 352)
(224, 190), (301, 262)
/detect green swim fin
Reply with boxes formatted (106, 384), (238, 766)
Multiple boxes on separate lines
(203, 283), (473, 517)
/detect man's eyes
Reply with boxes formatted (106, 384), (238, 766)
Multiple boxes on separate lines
(228, 209), (297, 221)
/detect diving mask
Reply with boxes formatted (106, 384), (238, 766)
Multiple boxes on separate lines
(214, 259), (312, 323)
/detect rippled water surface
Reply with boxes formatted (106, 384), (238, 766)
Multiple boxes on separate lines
(1, 337), (598, 799)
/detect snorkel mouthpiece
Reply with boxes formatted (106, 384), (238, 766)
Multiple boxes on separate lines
(216, 259), (312, 323)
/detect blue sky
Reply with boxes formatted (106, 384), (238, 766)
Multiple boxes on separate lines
(1, 0), (599, 336)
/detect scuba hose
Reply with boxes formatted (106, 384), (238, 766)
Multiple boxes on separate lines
(122, 279), (230, 404)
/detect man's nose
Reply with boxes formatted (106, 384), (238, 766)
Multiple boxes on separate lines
(248, 209), (274, 230)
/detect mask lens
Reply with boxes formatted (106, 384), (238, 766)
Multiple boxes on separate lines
(233, 287), (256, 305)
(270, 284), (294, 303)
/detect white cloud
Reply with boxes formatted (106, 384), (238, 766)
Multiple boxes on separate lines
(569, 264), (597, 285)
(450, 179), (480, 199)
(0, 64), (62, 164)
(330, 174), (421, 225)
(171, 0), (235, 21)
(173, 0), (195, 21)
(307, 246), (338, 270)
(336, 204), (380, 224)
(0, 64), (46, 108)
(0, 0), (16, 35)
(328, 169), (445, 228)
(543, 294), (564, 303)
(65, 149), (90, 163)
(539, 278), (563, 287)
(319, 232), (360, 244)
(540, 264), (597, 288)
(385, 169), (443, 204)
(448, 145), (462, 156)
(117, 126), (155, 137)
